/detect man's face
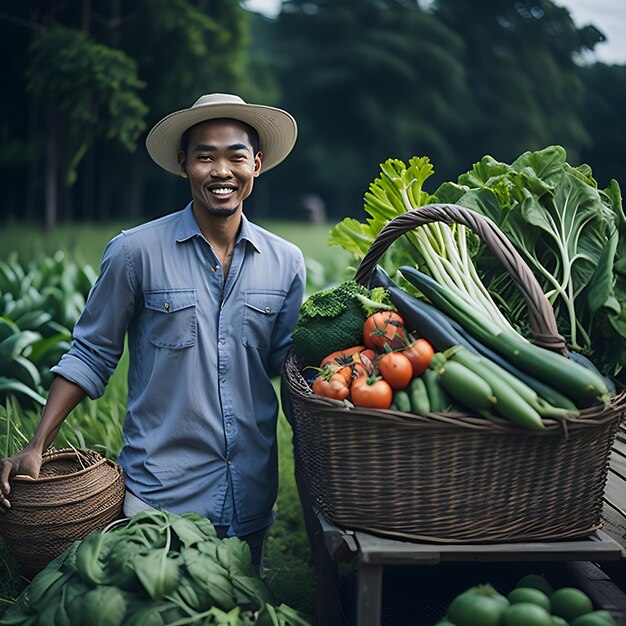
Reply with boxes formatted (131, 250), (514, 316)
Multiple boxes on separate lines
(178, 118), (262, 218)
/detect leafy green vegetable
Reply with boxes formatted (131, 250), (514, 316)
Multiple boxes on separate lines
(447, 145), (626, 376)
(292, 280), (393, 366)
(329, 156), (515, 333)
(0, 510), (312, 626)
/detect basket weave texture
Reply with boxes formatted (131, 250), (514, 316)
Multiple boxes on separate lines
(0, 448), (125, 574)
(284, 204), (625, 544)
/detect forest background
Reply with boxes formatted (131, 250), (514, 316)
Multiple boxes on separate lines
(2, 0), (625, 230)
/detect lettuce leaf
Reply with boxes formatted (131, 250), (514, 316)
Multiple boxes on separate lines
(448, 145), (626, 376)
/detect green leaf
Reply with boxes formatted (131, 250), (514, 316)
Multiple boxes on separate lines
(5, 354), (42, 389)
(133, 550), (180, 601)
(0, 331), (42, 361)
(78, 586), (128, 626)
(0, 316), (19, 341)
(0, 377), (46, 405)
(27, 332), (72, 366)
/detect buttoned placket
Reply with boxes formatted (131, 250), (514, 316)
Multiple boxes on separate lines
(214, 241), (245, 470)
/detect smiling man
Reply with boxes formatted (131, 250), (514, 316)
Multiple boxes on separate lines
(0, 94), (306, 572)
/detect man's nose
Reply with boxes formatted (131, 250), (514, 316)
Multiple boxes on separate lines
(210, 161), (232, 177)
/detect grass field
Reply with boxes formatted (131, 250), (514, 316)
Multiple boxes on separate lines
(0, 218), (352, 616)
(0, 219), (352, 294)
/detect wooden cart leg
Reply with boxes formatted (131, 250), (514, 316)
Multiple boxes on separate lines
(294, 465), (343, 625)
(356, 563), (383, 626)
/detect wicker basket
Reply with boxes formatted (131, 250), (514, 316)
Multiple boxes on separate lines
(284, 204), (626, 544)
(0, 448), (125, 575)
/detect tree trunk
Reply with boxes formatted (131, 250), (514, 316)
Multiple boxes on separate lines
(82, 0), (91, 34)
(129, 153), (144, 220)
(82, 146), (96, 221)
(44, 107), (58, 231)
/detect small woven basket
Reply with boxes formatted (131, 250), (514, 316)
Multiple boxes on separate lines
(0, 448), (125, 575)
(284, 204), (626, 544)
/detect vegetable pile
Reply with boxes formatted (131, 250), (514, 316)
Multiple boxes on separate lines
(436, 573), (615, 625)
(0, 510), (311, 626)
(299, 146), (623, 427)
(329, 146), (626, 380)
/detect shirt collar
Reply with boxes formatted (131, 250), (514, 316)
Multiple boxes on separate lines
(175, 203), (262, 253)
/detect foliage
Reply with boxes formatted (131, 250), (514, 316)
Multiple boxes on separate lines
(2, 0), (625, 223)
(578, 63), (626, 189)
(0, 0), (265, 224)
(431, 0), (604, 168)
(0, 252), (96, 407)
(261, 0), (469, 216)
(27, 25), (148, 186)
(448, 145), (626, 377)
(0, 509), (312, 625)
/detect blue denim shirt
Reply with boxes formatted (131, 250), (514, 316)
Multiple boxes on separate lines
(52, 204), (306, 536)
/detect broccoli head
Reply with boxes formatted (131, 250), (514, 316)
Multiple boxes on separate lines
(292, 280), (394, 367)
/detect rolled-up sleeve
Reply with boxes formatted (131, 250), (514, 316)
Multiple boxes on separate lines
(52, 234), (138, 399)
(269, 250), (306, 378)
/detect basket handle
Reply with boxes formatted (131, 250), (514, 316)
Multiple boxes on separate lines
(353, 203), (567, 355)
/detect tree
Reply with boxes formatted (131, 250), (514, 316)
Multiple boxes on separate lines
(258, 0), (471, 219)
(0, 0), (264, 226)
(578, 63), (626, 188)
(432, 0), (605, 168)
(27, 25), (147, 229)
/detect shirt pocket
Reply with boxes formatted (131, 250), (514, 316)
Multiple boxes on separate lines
(143, 289), (197, 349)
(242, 290), (286, 350)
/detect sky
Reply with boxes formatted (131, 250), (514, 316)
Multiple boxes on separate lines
(243, 0), (626, 65)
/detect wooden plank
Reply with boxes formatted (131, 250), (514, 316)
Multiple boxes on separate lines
(568, 561), (626, 626)
(603, 500), (626, 549)
(611, 447), (626, 481)
(606, 470), (626, 517)
(355, 530), (624, 566)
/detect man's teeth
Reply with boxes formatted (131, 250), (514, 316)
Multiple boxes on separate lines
(211, 188), (234, 195)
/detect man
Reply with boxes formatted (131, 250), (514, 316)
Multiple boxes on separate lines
(0, 93), (306, 570)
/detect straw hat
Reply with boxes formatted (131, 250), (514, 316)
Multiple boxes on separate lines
(146, 93), (298, 175)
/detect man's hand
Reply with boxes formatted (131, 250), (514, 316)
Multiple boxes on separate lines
(0, 448), (43, 511)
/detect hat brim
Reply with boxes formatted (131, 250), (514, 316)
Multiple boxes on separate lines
(145, 101), (298, 175)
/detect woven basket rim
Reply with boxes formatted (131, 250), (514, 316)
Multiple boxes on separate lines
(12, 448), (110, 485)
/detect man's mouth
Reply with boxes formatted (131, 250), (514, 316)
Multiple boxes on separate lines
(209, 187), (237, 196)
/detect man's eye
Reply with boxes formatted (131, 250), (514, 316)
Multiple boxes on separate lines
(231, 154), (246, 161)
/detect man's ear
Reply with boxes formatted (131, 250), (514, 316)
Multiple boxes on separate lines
(177, 150), (188, 178)
(254, 151), (263, 177)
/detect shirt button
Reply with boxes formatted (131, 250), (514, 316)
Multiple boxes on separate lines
(225, 422), (232, 429)
(220, 378), (226, 384)
(219, 340), (225, 345)
(227, 458), (232, 465)
(264, 306), (271, 313)
(211, 267), (216, 273)
(164, 302), (170, 310)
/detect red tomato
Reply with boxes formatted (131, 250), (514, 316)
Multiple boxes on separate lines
(362, 312), (406, 351)
(352, 349), (376, 379)
(350, 376), (393, 409)
(312, 372), (350, 401)
(336, 365), (353, 385)
(403, 338), (435, 377)
(378, 352), (413, 390)
(320, 345), (366, 368)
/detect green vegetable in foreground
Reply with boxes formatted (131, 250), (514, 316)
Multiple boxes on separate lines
(0, 510), (312, 626)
